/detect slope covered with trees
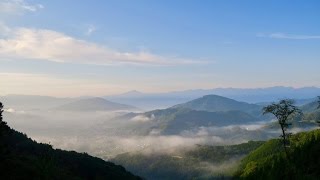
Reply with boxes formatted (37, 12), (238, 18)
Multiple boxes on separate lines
(0, 102), (141, 180)
(235, 129), (320, 179)
(112, 141), (264, 179)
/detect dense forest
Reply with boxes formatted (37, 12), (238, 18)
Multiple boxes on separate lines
(235, 129), (320, 179)
(0, 102), (141, 180)
(112, 141), (264, 179)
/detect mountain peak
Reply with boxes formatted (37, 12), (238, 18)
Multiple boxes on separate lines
(172, 94), (260, 113)
(201, 94), (234, 100)
(124, 90), (143, 95)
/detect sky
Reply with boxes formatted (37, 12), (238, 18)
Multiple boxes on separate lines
(0, 0), (320, 97)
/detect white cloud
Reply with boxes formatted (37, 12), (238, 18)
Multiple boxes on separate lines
(0, 0), (43, 15)
(257, 32), (320, 40)
(131, 114), (155, 122)
(0, 27), (201, 65)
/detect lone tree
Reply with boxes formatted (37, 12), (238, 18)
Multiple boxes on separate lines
(263, 99), (302, 155)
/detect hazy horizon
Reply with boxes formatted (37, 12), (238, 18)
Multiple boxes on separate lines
(0, 85), (320, 98)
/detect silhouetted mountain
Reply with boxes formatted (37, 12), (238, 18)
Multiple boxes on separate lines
(55, 97), (139, 112)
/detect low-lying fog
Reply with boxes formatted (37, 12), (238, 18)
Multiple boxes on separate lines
(3, 108), (316, 159)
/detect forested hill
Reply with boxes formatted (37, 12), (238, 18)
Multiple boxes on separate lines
(235, 129), (320, 179)
(0, 114), (141, 179)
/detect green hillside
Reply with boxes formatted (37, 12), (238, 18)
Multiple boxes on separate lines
(0, 107), (141, 179)
(235, 129), (320, 180)
(112, 141), (264, 180)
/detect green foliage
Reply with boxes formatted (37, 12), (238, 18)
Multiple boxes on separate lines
(0, 104), (141, 180)
(112, 141), (264, 180)
(263, 99), (302, 155)
(235, 129), (320, 180)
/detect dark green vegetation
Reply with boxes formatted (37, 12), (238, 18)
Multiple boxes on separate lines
(262, 99), (320, 130)
(0, 102), (141, 180)
(262, 99), (302, 156)
(112, 141), (264, 180)
(235, 129), (320, 180)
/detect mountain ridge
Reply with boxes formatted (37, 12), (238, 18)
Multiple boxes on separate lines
(54, 97), (139, 112)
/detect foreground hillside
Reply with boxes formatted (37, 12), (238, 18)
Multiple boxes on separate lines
(112, 141), (264, 179)
(0, 113), (140, 179)
(235, 129), (320, 179)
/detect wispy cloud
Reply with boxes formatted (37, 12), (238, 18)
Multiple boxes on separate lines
(257, 32), (320, 40)
(85, 25), (97, 36)
(0, 27), (204, 66)
(0, 0), (43, 15)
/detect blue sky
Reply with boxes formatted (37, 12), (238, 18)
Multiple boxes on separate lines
(0, 0), (320, 97)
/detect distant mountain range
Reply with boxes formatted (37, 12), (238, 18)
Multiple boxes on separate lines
(54, 97), (139, 112)
(106, 86), (320, 110)
(2, 86), (319, 112)
(0, 95), (139, 112)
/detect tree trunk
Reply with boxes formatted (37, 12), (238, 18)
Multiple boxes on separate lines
(280, 125), (288, 157)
